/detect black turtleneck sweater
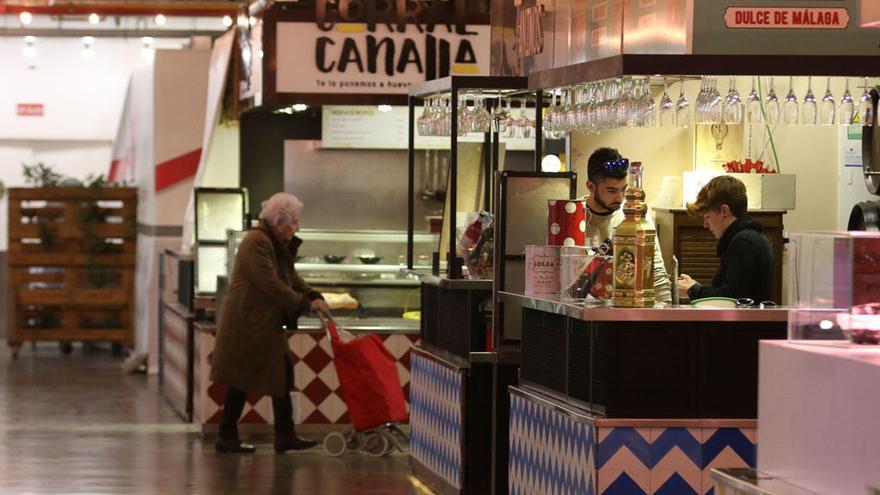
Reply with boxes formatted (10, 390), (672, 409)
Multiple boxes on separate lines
(688, 216), (775, 302)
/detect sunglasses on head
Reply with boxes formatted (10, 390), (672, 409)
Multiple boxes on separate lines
(602, 159), (629, 174)
(736, 298), (777, 309)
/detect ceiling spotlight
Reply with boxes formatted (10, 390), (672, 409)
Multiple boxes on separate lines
(222, 15), (233, 28)
(237, 14), (248, 28)
(291, 104), (308, 112)
(155, 14), (166, 26)
(20, 12), (33, 25)
(377, 105), (392, 113)
(249, 16), (257, 27)
(22, 36), (36, 59)
(81, 36), (95, 60)
(88, 13), (100, 24)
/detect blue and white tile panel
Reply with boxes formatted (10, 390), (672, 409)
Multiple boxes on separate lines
(509, 393), (596, 495)
(409, 352), (464, 490)
(508, 391), (756, 495)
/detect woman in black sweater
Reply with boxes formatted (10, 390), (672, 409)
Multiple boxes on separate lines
(678, 176), (775, 303)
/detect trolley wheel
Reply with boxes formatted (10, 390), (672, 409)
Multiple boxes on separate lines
(111, 342), (123, 356)
(363, 432), (390, 457)
(9, 342), (22, 359)
(386, 425), (410, 453)
(344, 428), (362, 452)
(323, 431), (348, 457)
(60, 341), (73, 355)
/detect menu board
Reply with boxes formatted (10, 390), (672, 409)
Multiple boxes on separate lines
(321, 105), (536, 151)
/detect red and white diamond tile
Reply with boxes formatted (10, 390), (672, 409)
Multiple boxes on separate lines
(195, 330), (420, 428)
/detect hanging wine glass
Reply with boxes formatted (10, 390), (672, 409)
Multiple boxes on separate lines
(502, 98), (517, 138)
(516, 98), (532, 138)
(820, 77), (836, 126)
(782, 76), (799, 126)
(658, 78), (675, 128)
(802, 76), (817, 126)
(764, 77), (780, 125)
(493, 96), (510, 134)
(640, 78), (656, 127)
(747, 77), (763, 125)
(723, 76), (743, 125)
(675, 78), (690, 128)
(858, 77), (875, 127)
(839, 78), (855, 126)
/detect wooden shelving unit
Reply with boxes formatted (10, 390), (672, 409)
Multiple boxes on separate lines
(6, 187), (137, 356)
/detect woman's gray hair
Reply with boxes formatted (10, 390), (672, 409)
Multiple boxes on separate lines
(259, 192), (303, 228)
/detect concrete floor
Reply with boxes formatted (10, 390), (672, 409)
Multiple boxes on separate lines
(0, 342), (426, 494)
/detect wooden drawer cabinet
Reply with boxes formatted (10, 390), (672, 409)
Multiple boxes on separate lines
(653, 208), (786, 303)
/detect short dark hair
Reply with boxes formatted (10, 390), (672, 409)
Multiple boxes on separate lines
(687, 175), (749, 217)
(587, 147), (625, 183)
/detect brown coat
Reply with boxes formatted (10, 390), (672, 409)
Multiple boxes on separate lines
(210, 225), (322, 397)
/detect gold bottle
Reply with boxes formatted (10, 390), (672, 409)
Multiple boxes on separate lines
(612, 161), (656, 307)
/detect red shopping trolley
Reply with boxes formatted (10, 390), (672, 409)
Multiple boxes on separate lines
(318, 312), (409, 456)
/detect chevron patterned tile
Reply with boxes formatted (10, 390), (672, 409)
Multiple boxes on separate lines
(410, 353), (463, 490)
(702, 428), (755, 469)
(653, 472), (700, 495)
(601, 471), (649, 495)
(509, 394), (595, 495)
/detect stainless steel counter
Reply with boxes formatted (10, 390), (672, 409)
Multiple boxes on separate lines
(193, 317), (419, 334)
(414, 271), (494, 290)
(499, 291), (789, 322)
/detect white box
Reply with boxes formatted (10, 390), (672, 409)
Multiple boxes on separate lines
(683, 172), (796, 210)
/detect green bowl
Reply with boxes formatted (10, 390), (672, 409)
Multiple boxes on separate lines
(689, 297), (738, 309)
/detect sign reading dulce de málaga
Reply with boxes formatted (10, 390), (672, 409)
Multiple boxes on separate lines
(724, 7), (850, 29)
(275, 1), (490, 95)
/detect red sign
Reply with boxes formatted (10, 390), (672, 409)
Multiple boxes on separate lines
(724, 7), (850, 29)
(16, 103), (44, 117)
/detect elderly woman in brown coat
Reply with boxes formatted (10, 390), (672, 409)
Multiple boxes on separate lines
(211, 192), (329, 454)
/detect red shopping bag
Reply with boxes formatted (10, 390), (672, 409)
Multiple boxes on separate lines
(326, 318), (409, 431)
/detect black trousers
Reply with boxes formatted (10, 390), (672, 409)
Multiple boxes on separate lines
(219, 355), (295, 441)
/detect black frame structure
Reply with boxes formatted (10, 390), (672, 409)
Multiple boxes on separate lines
(492, 171), (578, 349)
(405, 76), (539, 279)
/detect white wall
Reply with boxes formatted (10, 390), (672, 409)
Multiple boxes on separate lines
(0, 36), (186, 250)
(200, 123), (240, 188)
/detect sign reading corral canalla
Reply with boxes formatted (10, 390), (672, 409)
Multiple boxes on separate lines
(274, 1), (490, 95)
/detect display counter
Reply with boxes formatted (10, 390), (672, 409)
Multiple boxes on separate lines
(158, 250), (194, 422)
(502, 290), (788, 495)
(755, 341), (880, 494)
(408, 273), (526, 495)
(417, 272), (492, 360)
(191, 321), (419, 434)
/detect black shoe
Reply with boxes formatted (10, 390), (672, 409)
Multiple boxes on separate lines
(274, 436), (318, 453)
(215, 438), (256, 454)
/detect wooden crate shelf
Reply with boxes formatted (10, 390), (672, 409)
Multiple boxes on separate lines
(7, 187), (137, 356)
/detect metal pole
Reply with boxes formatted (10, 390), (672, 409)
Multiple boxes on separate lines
(449, 88), (460, 279)
(407, 96), (416, 271)
(534, 91), (544, 171)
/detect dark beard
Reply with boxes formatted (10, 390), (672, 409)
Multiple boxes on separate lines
(593, 194), (619, 214)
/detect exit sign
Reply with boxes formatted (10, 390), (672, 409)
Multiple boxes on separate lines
(16, 103), (44, 116)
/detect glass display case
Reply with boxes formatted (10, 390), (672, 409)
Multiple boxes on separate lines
(194, 188), (247, 294)
(787, 231), (880, 345)
(406, 76), (541, 279)
(224, 228), (437, 331)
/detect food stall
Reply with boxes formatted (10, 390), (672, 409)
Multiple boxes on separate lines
(173, 0), (501, 434)
(484, 1), (880, 494)
(405, 75), (571, 494)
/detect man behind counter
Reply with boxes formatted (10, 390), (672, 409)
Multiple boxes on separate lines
(584, 147), (672, 303)
(678, 175), (775, 302)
